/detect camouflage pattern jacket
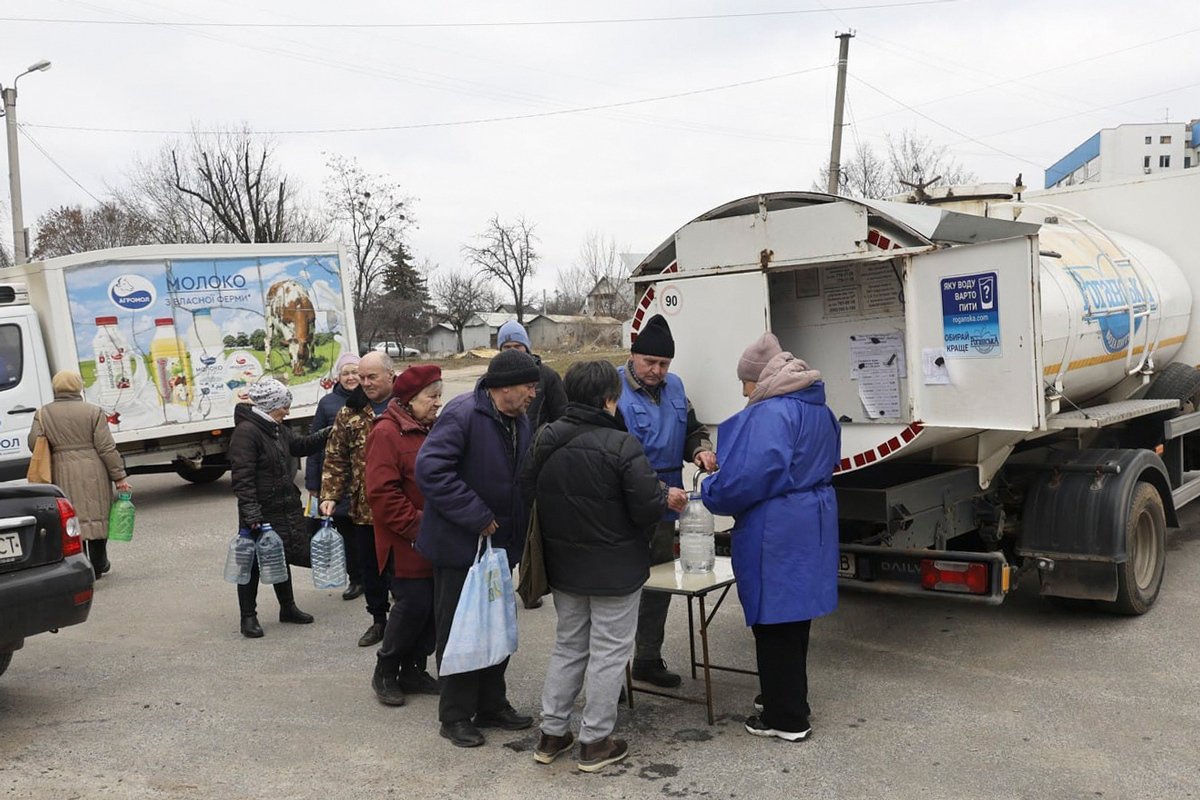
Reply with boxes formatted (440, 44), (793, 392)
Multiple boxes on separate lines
(320, 393), (378, 525)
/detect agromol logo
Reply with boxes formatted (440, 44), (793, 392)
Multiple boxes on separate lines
(108, 275), (157, 311)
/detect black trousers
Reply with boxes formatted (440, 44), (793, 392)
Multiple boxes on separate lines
(85, 539), (108, 577)
(354, 523), (390, 623)
(753, 618), (812, 732)
(237, 560), (296, 617)
(434, 565), (511, 724)
(331, 515), (360, 584)
(377, 575), (435, 674)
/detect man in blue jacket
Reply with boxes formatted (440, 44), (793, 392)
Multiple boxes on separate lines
(415, 348), (540, 748)
(619, 314), (716, 688)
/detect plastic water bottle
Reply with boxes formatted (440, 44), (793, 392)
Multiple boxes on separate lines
(223, 529), (256, 585)
(255, 524), (289, 585)
(310, 518), (348, 590)
(679, 493), (715, 573)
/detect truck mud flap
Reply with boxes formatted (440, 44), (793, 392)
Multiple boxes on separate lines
(838, 544), (1010, 605)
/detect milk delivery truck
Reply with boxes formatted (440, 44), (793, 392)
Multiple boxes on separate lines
(0, 243), (357, 484)
(630, 170), (1200, 614)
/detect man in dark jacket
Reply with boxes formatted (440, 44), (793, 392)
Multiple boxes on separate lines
(520, 360), (687, 772)
(415, 348), (540, 748)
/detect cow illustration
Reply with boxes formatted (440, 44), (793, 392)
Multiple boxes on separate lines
(265, 279), (316, 376)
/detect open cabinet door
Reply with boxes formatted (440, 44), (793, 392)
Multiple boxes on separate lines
(635, 271), (770, 426)
(906, 235), (1043, 432)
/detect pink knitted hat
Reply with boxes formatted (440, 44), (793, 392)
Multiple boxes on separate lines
(737, 332), (783, 382)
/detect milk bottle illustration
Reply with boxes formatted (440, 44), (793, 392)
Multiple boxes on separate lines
(187, 308), (230, 413)
(150, 317), (193, 412)
(92, 316), (136, 408)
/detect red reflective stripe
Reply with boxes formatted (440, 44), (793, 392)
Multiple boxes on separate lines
(867, 229), (881, 246)
(879, 440), (891, 456)
(853, 453), (867, 467)
(864, 450), (877, 464)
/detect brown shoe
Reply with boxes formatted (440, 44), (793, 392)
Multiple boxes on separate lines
(577, 737), (628, 773)
(533, 730), (575, 765)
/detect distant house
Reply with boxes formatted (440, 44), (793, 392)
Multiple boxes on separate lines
(492, 303), (539, 319)
(580, 278), (617, 317)
(425, 322), (458, 356)
(527, 313), (622, 351)
(462, 312), (519, 350)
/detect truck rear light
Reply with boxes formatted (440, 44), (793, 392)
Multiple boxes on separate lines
(920, 559), (988, 595)
(56, 498), (82, 557)
(73, 589), (93, 605)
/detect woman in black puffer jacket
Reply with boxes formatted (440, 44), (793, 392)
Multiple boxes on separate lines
(229, 378), (330, 639)
(520, 360), (687, 772)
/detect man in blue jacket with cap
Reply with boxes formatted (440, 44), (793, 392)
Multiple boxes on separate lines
(415, 348), (541, 748)
(619, 314), (716, 688)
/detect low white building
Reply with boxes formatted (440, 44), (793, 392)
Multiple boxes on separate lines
(461, 312), (518, 351)
(425, 322), (459, 356)
(1045, 120), (1199, 188)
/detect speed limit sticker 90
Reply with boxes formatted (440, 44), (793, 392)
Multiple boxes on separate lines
(658, 284), (682, 315)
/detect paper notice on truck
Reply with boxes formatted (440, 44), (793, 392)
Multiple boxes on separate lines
(63, 254), (351, 431)
(857, 363), (901, 419)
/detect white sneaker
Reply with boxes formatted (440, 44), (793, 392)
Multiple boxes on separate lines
(744, 714), (811, 742)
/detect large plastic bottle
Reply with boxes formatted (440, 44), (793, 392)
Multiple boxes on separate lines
(679, 492), (716, 573)
(255, 524), (289, 585)
(187, 308), (230, 412)
(223, 529), (257, 585)
(310, 518), (348, 590)
(92, 316), (135, 407)
(150, 317), (193, 410)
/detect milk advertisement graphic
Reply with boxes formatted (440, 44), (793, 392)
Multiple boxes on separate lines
(63, 255), (349, 432)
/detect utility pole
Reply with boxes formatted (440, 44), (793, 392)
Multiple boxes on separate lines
(2, 60), (52, 265)
(826, 31), (855, 195)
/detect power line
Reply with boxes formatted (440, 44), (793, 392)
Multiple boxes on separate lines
(17, 126), (105, 203)
(849, 74), (1046, 169)
(23, 63), (833, 136)
(0, 1), (956, 29)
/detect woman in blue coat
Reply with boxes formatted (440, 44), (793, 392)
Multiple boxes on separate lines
(701, 333), (840, 742)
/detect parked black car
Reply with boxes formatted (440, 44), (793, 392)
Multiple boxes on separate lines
(0, 484), (94, 677)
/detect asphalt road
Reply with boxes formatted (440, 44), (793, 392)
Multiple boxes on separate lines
(3, 395), (1199, 798)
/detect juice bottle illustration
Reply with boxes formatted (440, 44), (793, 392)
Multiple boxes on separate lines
(92, 316), (136, 408)
(150, 317), (193, 408)
(186, 308), (230, 412)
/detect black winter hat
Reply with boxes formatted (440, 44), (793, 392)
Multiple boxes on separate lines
(484, 349), (541, 388)
(631, 314), (675, 358)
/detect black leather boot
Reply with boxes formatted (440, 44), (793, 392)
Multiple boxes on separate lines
(279, 604), (314, 624)
(240, 615), (264, 638)
(372, 661), (406, 706)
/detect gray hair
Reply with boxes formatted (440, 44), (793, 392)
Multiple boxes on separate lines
(360, 350), (395, 374)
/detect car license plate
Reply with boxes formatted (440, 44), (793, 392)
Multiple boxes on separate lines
(837, 553), (856, 578)
(0, 531), (22, 562)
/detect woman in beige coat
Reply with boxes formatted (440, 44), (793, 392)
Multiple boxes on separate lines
(28, 370), (131, 578)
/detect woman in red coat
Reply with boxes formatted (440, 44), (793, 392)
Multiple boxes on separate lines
(364, 365), (443, 706)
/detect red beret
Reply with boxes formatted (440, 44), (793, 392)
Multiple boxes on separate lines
(392, 365), (442, 404)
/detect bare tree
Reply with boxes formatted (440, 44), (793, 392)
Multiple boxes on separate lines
(430, 268), (492, 353)
(32, 203), (156, 259)
(575, 230), (635, 318)
(549, 263), (590, 314)
(324, 154), (415, 325)
(117, 125), (325, 245)
(462, 216), (538, 324)
(815, 129), (976, 199)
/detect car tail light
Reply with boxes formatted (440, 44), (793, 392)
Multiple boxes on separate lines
(920, 559), (988, 595)
(74, 589), (93, 606)
(56, 497), (82, 557)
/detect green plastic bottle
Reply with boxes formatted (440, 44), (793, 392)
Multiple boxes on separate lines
(108, 491), (136, 542)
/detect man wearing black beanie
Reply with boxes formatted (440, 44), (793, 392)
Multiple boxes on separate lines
(619, 314), (717, 689)
(414, 347), (541, 747)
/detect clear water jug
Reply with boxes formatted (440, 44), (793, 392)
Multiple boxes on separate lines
(310, 518), (348, 590)
(223, 529), (256, 585)
(255, 524), (289, 584)
(679, 487), (715, 574)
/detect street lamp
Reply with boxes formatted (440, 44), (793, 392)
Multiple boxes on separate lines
(2, 59), (52, 265)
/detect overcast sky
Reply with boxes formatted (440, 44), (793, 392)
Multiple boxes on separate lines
(2, 0), (1197, 298)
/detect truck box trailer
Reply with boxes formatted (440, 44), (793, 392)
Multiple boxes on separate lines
(630, 171), (1200, 613)
(0, 243), (357, 483)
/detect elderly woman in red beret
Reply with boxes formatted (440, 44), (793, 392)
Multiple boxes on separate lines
(364, 364), (444, 707)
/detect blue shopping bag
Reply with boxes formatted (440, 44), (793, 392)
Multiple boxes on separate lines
(440, 536), (519, 676)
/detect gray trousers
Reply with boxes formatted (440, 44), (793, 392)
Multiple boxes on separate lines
(541, 588), (642, 745)
(635, 520), (675, 661)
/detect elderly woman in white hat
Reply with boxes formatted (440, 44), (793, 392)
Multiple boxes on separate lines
(228, 378), (331, 638)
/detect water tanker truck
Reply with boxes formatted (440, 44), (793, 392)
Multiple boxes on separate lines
(630, 170), (1200, 613)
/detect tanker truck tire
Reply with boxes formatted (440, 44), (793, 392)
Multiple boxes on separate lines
(1144, 362), (1200, 409)
(175, 462), (228, 484)
(1104, 481), (1166, 615)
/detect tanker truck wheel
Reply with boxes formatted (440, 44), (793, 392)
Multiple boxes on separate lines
(174, 461), (228, 484)
(1144, 362), (1200, 411)
(1103, 482), (1166, 615)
